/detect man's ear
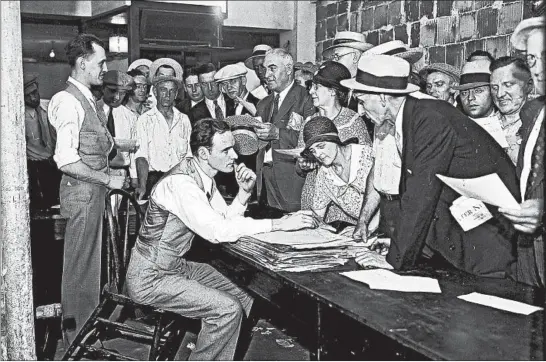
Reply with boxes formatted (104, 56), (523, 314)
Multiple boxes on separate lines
(78, 57), (86, 71)
(241, 76), (247, 87)
(197, 146), (210, 160)
(526, 77), (535, 94)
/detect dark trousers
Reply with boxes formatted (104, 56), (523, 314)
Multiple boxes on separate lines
(27, 158), (62, 209)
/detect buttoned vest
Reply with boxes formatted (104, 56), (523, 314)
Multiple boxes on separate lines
(64, 82), (113, 170)
(135, 158), (207, 271)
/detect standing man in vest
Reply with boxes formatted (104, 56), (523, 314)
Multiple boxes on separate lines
(48, 34), (126, 345)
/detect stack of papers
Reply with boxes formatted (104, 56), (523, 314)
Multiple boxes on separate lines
(229, 228), (369, 272)
(340, 269), (442, 293)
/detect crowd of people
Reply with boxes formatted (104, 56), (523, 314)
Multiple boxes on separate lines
(24, 16), (544, 360)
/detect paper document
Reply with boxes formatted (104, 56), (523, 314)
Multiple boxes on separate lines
(472, 116), (509, 148)
(458, 292), (543, 315)
(340, 269), (442, 293)
(247, 228), (354, 249)
(275, 148), (305, 159)
(437, 173), (520, 209)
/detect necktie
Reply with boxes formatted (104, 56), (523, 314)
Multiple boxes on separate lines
(107, 109), (117, 161)
(525, 121), (545, 199)
(213, 100), (224, 120)
(264, 94), (280, 153)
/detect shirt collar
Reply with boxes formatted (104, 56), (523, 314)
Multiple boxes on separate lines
(193, 159), (214, 195)
(67, 76), (95, 107)
(205, 93), (225, 106)
(275, 80), (294, 103)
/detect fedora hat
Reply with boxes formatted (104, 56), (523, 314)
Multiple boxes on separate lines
(224, 115), (268, 155)
(322, 31), (374, 58)
(214, 63), (248, 82)
(340, 54), (420, 94)
(244, 44), (273, 69)
(364, 40), (424, 64)
(511, 16), (545, 51)
(301, 116), (358, 158)
(452, 60), (491, 91)
(149, 58), (183, 83)
(313, 61), (351, 92)
(419, 63), (461, 82)
(127, 58), (152, 71)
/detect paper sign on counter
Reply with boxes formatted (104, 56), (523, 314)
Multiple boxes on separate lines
(340, 269), (442, 293)
(458, 292), (543, 315)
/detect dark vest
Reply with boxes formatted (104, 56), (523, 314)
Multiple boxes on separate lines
(134, 158), (207, 271)
(64, 82), (113, 170)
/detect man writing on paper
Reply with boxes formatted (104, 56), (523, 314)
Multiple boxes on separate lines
(341, 55), (520, 279)
(125, 118), (319, 360)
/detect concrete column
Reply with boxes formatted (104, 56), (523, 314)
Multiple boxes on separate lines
(0, 1), (37, 359)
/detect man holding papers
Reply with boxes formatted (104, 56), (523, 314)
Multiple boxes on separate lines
(341, 55), (520, 279)
(125, 118), (319, 360)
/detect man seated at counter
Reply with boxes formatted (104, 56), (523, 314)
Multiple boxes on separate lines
(341, 55), (520, 279)
(125, 118), (320, 360)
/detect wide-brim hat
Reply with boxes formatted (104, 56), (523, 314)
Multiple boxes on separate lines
(244, 44), (273, 69)
(301, 116), (358, 158)
(149, 58), (184, 83)
(364, 40), (424, 64)
(419, 63), (461, 82)
(322, 31), (374, 58)
(127, 58), (152, 71)
(511, 16), (545, 51)
(452, 59), (491, 91)
(313, 61), (351, 92)
(340, 54), (420, 94)
(151, 74), (182, 89)
(224, 115), (268, 155)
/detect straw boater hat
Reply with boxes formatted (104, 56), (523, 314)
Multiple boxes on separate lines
(244, 44), (273, 69)
(127, 58), (152, 71)
(148, 58), (184, 83)
(510, 16), (545, 51)
(224, 115), (268, 156)
(214, 63), (248, 82)
(340, 54), (420, 94)
(419, 63), (461, 82)
(364, 40), (424, 64)
(322, 31), (374, 58)
(301, 116), (358, 159)
(452, 60), (491, 91)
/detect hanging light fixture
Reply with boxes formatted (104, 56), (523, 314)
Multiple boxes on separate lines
(49, 41), (55, 58)
(109, 35), (128, 53)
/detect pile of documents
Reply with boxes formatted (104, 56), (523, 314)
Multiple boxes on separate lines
(341, 269), (442, 293)
(228, 228), (369, 272)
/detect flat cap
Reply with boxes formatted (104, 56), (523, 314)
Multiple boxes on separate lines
(103, 70), (135, 90)
(419, 63), (461, 82)
(23, 73), (38, 95)
(214, 63), (248, 82)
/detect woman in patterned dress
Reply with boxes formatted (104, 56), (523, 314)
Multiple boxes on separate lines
(301, 116), (380, 241)
(296, 61), (371, 223)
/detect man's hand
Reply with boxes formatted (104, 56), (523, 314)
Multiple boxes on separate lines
(235, 96), (257, 116)
(297, 157), (317, 171)
(354, 250), (393, 269)
(273, 210), (320, 232)
(107, 175), (126, 190)
(235, 163), (256, 194)
(363, 238), (391, 255)
(353, 222), (368, 243)
(254, 122), (279, 141)
(499, 198), (544, 234)
(135, 185), (146, 200)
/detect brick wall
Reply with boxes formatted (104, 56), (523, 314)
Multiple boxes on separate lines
(315, 0), (537, 69)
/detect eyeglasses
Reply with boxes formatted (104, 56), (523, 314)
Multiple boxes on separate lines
(526, 51), (546, 68)
(325, 51), (357, 62)
(134, 84), (148, 91)
(220, 78), (240, 89)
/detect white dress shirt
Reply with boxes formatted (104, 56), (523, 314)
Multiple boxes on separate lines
(103, 104), (139, 175)
(152, 160), (272, 243)
(264, 80), (295, 163)
(134, 106), (192, 172)
(48, 76), (103, 168)
(373, 97), (405, 194)
(235, 91), (250, 116)
(520, 106), (545, 200)
(205, 94), (226, 119)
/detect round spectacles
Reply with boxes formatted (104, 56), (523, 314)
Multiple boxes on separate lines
(526, 51), (545, 68)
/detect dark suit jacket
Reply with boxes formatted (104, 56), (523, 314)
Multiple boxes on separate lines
(386, 96), (520, 278)
(225, 92), (260, 117)
(255, 82), (315, 211)
(175, 98), (198, 117)
(188, 100), (213, 124)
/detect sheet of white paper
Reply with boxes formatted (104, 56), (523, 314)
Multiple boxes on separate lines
(458, 292), (543, 315)
(437, 173), (520, 209)
(275, 148), (305, 159)
(472, 116), (509, 148)
(248, 228), (354, 247)
(340, 269), (442, 293)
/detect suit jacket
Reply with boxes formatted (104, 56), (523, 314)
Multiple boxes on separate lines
(255, 82), (315, 211)
(386, 96), (520, 278)
(225, 92), (260, 117)
(175, 98), (198, 117)
(188, 100), (212, 124)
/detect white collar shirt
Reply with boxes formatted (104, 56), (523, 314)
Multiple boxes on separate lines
(205, 94), (226, 119)
(103, 104), (139, 173)
(134, 106), (192, 172)
(275, 80), (294, 109)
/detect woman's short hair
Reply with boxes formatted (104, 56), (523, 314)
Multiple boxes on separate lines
(190, 118), (231, 154)
(65, 33), (104, 67)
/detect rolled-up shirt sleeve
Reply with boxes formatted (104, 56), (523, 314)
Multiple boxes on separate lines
(48, 92), (84, 168)
(154, 175), (272, 243)
(134, 114), (149, 162)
